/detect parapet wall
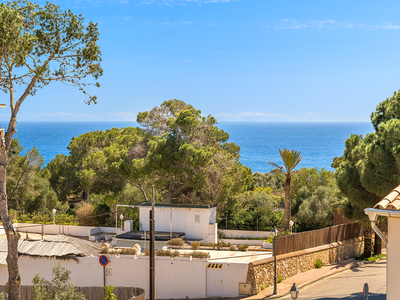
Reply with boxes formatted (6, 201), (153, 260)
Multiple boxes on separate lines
(247, 237), (364, 295)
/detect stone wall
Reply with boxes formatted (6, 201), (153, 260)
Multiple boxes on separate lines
(246, 237), (364, 295)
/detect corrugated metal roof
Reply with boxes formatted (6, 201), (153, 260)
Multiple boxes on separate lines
(375, 185), (400, 210)
(0, 235), (101, 265)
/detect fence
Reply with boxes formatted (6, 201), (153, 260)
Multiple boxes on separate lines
(0, 286), (145, 300)
(274, 222), (364, 255)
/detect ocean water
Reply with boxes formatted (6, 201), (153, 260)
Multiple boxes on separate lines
(9, 121), (374, 172)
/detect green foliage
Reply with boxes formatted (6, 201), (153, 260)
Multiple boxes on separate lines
(103, 286), (117, 300)
(32, 263), (86, 300)
(315, 259), (323, 268)
(355, 253), (386, 261)
(269, 148), (305, 231)
(0, 0), (102, 103)
(6, 139), (62, 215)
(295, 186), (338, 230)
(226, 188), (283, 231)
(277, 276), (283, 283)
(137, 99), (252, 205)
(335, 91), (400, 224)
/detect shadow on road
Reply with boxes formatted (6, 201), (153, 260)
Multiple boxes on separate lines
(307, 292), (386, 299)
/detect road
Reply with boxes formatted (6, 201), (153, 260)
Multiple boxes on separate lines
(280, 260), (386, 300)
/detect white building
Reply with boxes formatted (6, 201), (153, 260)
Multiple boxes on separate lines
(116, 203), (218, 248)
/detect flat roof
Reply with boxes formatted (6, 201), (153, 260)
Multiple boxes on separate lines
(137, 202), (217, 209)
(116, 230), (185, 241)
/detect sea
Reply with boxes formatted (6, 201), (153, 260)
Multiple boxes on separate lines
(8, 121), (374, 173)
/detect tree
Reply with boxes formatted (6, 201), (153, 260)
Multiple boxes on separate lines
(334, 90), (400, 257)
(32, 262), (86, 300)
(268, 148), (303, 231)
(137, 99), (252, 205)
(0, 1), (102, 298)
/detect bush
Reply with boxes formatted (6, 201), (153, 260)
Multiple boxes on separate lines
(75, 202), (97, 226)
(230, 245), (236, 251)
(183, 251), (210, 259)
(191, 241), (200, 250)
(156, 249), (180, 257)
(32, 263), (86, 300)
(166, 238), (185, 247)
(278, 276), (283, 283)
(237, 244), (249, 252)
(315, 259), (323, 268)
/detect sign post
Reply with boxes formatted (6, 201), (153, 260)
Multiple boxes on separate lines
(363, 283), (369, 300)
(99, 255), (109, 287)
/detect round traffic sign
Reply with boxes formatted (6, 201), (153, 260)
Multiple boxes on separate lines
(99, 255), (109, 266)
(363, 283), (369, 298)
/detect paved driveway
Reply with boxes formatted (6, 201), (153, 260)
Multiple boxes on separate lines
(280, 260), (386, 300)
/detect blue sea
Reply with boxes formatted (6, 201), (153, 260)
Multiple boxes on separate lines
(9, 122), (374, 173)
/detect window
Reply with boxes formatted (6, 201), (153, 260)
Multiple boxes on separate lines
(195, 215), (200, 222)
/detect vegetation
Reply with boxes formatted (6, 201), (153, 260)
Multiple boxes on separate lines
(334, 90), (400, 257)
(32, 263), (86, 300)
(166, 238), (185, 247)
(102, 286), (117, 300)
(0, 0), (102, 296)
(268, 149), (304, 231)
(156, 249), (180, 257)
(315, 259), (323, 268)
(355, 253), (386, 262)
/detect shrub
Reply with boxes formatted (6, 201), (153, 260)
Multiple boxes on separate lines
(237, 244), (249, 252)
(278, 276), (283, 283)
(32, 263), (85, 300)
(166, 238), (185, 247)
(230, 245), (236, 251)
(75, 202), (97, 226)
(103, 285), (117, 300)
(191, 241), (200, 250)
(156, 249), (180, 257)
(315, 259), (323, 268)
(184, 251), (210, 259)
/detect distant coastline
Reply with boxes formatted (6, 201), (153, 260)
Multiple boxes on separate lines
(6, 121), (373, 172)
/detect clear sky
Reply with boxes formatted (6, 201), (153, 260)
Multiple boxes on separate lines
(3, 0), (400, 122)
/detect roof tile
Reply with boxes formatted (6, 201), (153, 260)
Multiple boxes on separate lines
(374, 184), (400, 210)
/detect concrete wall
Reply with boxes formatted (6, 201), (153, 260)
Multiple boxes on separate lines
(220, 229), (272, 239)
(13, 223), (123, 239)
(247, 237), (364, 295)
(0, 255), (247, 299)
(387, 217), (399, 300)
(139, 207), (215, 240)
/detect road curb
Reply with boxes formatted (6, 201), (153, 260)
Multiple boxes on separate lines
(264, 261), (363, 299)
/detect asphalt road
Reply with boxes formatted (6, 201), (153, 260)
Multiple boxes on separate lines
(280, 260), (386, 300)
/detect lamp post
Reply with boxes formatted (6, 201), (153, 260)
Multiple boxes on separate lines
(272, 226), (278, 295)
(120, 214), (124, 230)
(52, 209), (57, 225)
(290, 282), (299, 299)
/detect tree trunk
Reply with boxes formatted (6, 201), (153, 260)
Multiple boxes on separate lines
(374, 234), (382, 255)
(0, 148), (21, 300)
(283, 174), (291, 231)
(166, 174), (174, 204)
(364, 228), (373, 257)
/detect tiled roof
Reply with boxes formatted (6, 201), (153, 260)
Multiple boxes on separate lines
(374, 185), (400, 210)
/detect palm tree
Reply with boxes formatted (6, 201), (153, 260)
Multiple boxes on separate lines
(268, 148), (303, 231)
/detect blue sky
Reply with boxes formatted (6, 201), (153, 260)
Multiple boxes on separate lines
(3, 0), (400, 122)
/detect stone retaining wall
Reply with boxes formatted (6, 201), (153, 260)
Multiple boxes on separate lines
(246, 237), (364, 295)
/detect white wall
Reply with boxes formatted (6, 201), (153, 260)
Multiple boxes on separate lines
(387, 217), (400, 300)
(13, 223), (122, 240)
(1, 255), (248, 299)
(139, 207), (212, 240)
(220, 229), (272, 239)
